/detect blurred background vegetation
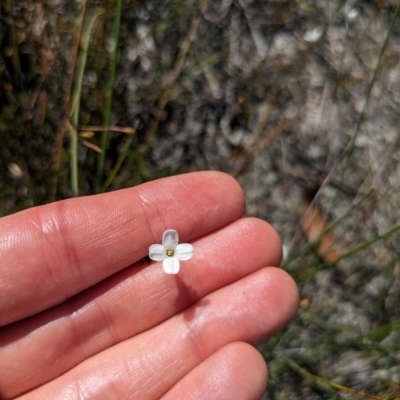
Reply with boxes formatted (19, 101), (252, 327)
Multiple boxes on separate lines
(1, 0), (400, 398)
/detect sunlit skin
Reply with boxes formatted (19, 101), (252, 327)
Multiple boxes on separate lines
(0, 171), (299, 400)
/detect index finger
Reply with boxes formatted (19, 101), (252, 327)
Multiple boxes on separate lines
(0, 172), (245, 326)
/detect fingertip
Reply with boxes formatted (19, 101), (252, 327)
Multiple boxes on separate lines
(176, 171), (246, 219)
(162, 341), (268, 400)
(262, 267), (300, 331)
(242, 218), (283, 267)
(222, 341), (268, 393)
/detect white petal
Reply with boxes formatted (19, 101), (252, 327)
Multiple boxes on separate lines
(175, 243), (193, 260)
(163, 257), (180, 274)
(149, 244), (166, 261)
(162, 229), (179, 248)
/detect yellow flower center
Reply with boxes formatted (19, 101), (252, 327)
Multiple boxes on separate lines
(166, 248), (175, 257)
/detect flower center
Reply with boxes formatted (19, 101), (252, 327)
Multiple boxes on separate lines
(166, 248), (175, 257)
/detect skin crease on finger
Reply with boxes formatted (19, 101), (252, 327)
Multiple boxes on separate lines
(0, 171), (245, 326)
(0, 217), (283, 398)
(16, 267), (299, 400)
(161, 342), (269, 400)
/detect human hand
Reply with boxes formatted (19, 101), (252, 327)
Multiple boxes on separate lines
(0, 172), (298, 400)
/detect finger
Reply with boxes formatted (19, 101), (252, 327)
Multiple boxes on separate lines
(1, 218), (281, 398)
(161, 342), (268, 400)
(17, 267), (299, 400)
(0, 171), (244, 326)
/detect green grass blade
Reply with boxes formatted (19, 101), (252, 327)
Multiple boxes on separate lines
(95, 0), (123, 193)
(101, 134), (134, 192)
(300, 2), (400, 224)
(70, 8), (103, 197)
(286, 359), (384, 399)
(348, 1), (400, 151)
(326, 222), (400, 266)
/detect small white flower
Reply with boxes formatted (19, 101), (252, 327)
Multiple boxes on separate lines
(149, 229), (193, 274)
